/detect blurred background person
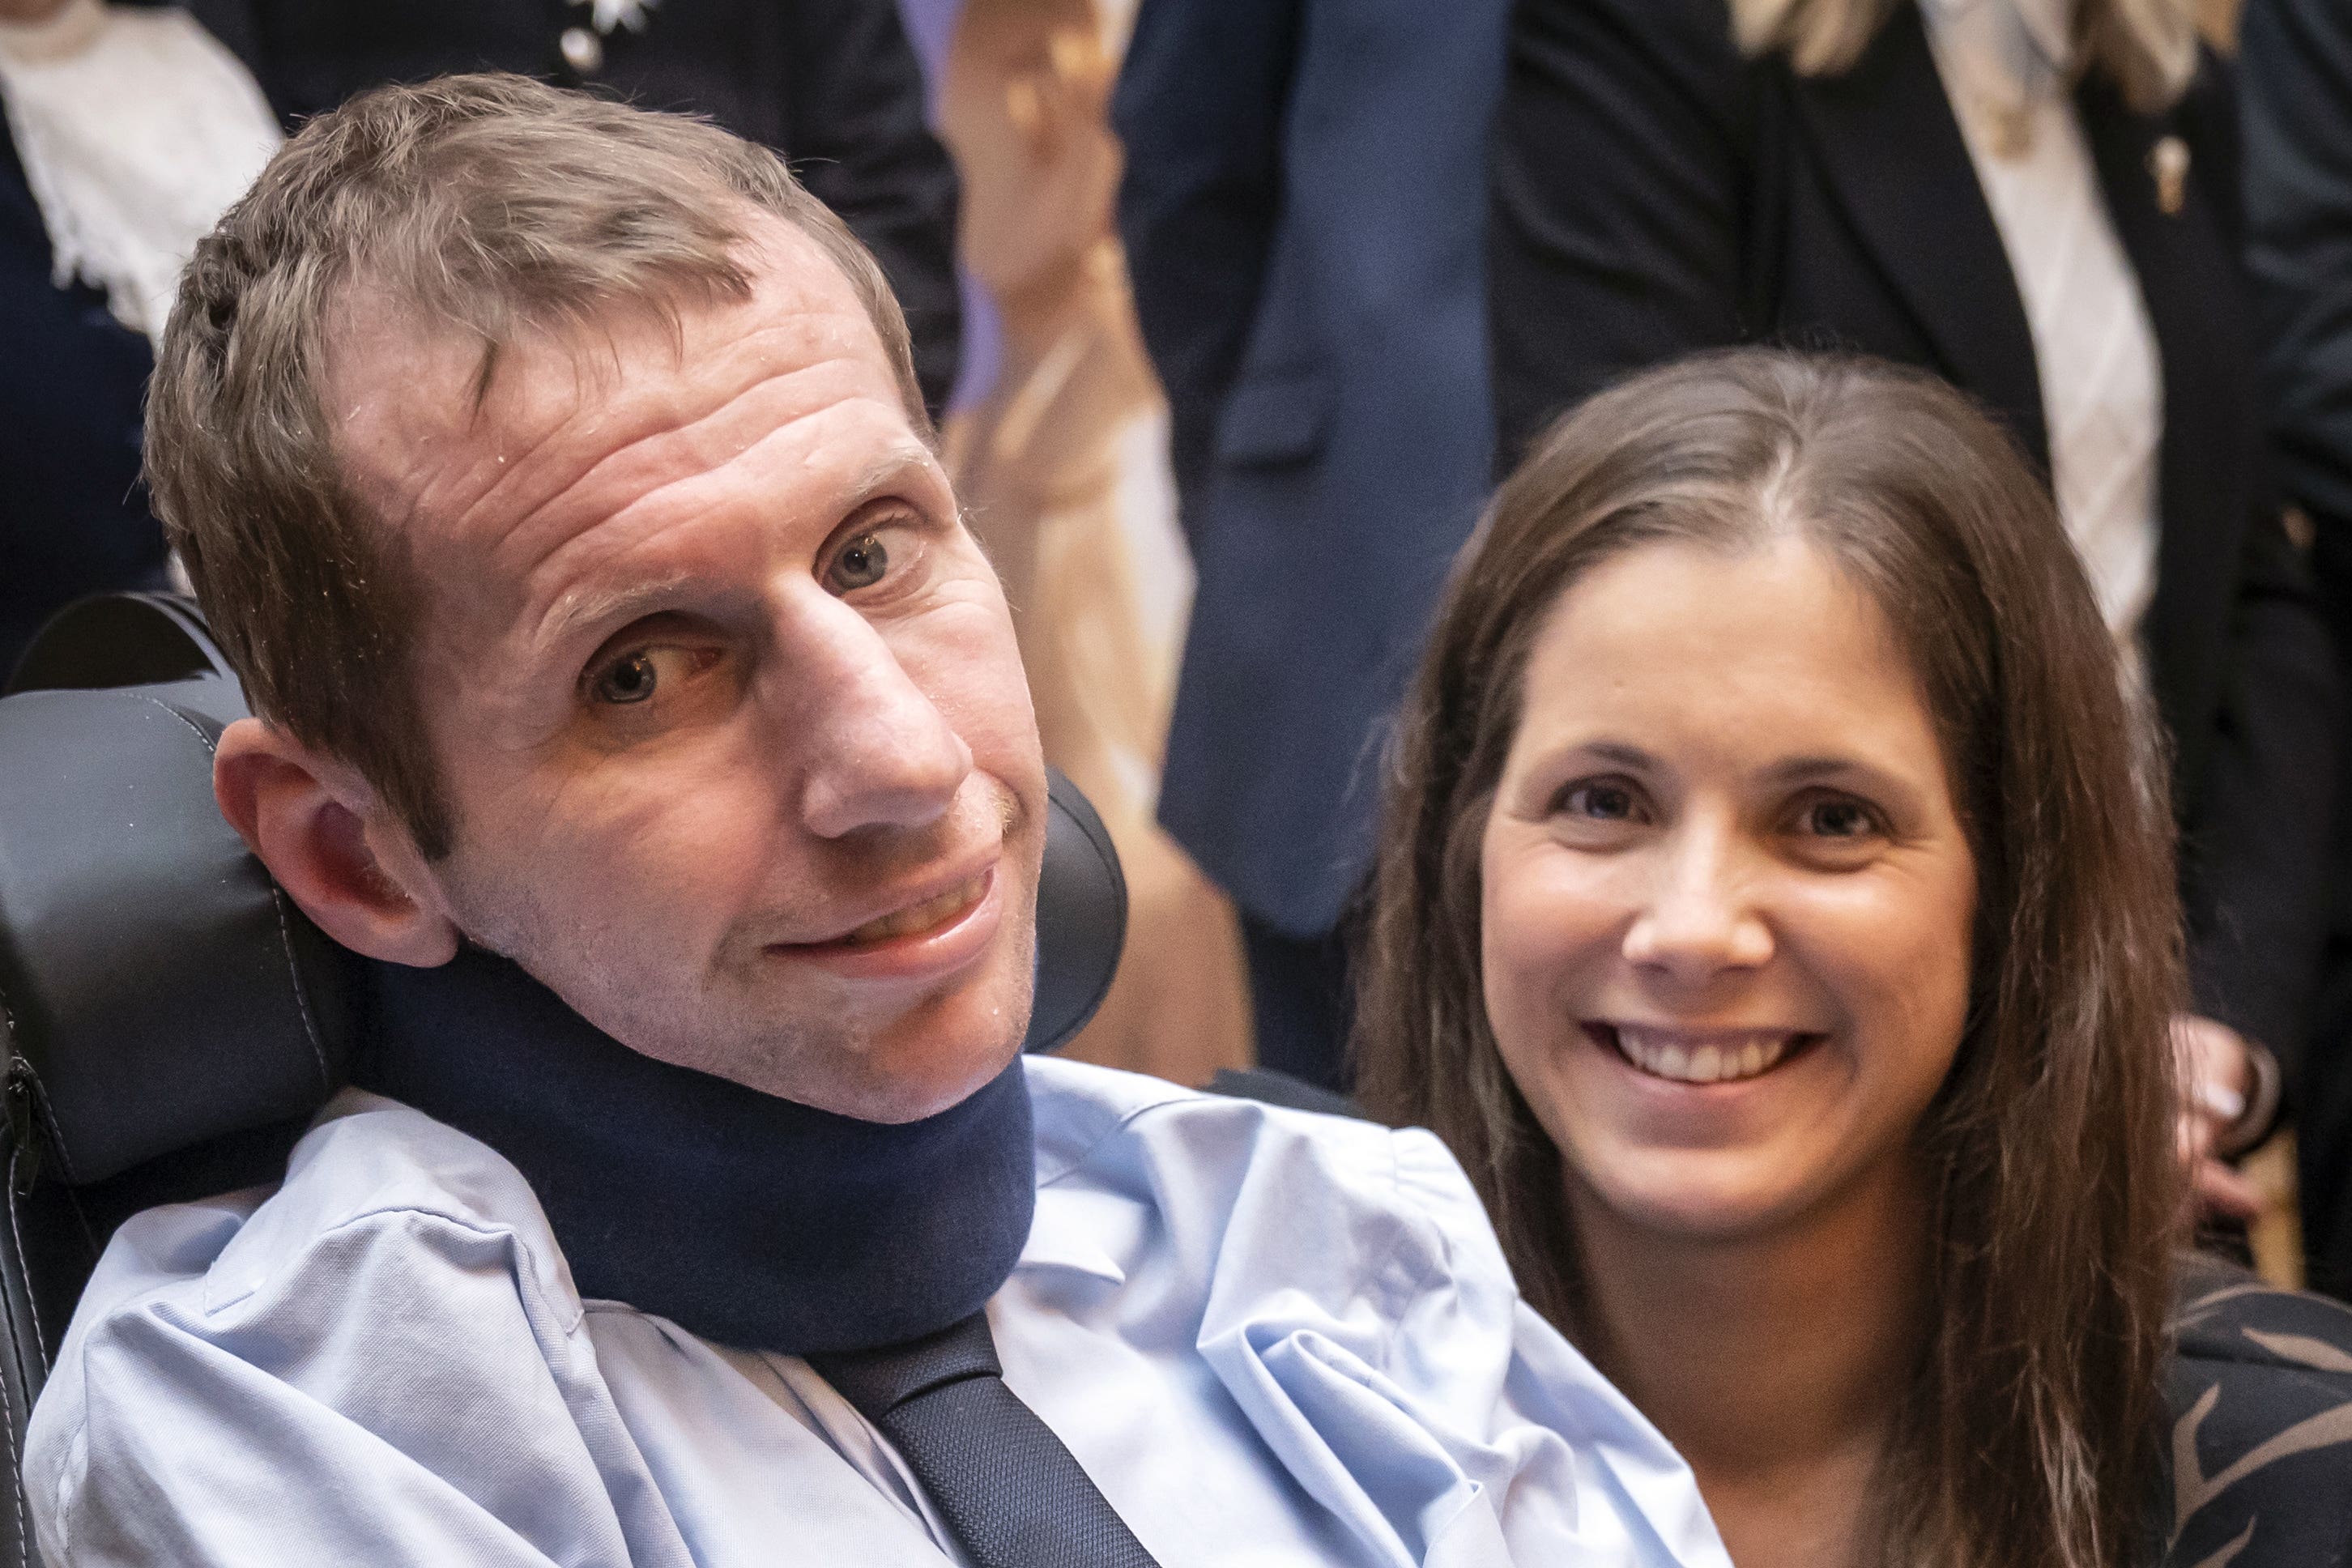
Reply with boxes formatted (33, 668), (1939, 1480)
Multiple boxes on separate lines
(931, 0), (1251, 1084)
(1488, 0), (2337, 1224)
(1359, 351), (2352, 1568)
(2242, 0), (2352, 1299)
(209, 0), (962, 416)
(1113, 0), (1511, 1092)
(0, 0), (277, 671)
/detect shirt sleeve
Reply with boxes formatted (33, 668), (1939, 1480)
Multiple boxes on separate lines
(28, 1197), (674, 1567)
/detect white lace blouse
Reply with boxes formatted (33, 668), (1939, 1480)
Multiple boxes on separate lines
(0, 0), (279, 345)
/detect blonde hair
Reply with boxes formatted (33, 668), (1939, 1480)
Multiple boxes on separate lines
(1731, 0), (2198, 110)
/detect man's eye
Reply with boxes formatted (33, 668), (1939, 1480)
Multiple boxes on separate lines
(587, 646), (707, 705)
(827, 532), (891, 593)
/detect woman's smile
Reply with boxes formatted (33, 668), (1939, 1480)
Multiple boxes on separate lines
(1588, 1021), (1822, 1085)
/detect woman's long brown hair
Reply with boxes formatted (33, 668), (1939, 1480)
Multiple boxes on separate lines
(1355, 351), (2184, 1566)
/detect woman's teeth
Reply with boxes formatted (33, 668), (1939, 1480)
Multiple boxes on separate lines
(1612, 1025), (1794, 1084)
(844, 875), (986, 946)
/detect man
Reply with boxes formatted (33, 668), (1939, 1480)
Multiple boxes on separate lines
(2243, 0), (2352, 1299)
(23, 77), (1726, 1567)
(1113, 0), (1510, 1090)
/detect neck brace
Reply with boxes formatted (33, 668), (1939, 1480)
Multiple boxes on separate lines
(352, 945), (1038, 1355)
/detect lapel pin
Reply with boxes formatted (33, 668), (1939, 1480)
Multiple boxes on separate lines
(2150, 135), (2189, 216)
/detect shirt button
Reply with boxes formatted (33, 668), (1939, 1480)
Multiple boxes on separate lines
(560, 26), (603, 74)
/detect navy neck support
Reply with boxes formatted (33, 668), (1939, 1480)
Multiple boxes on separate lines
(353, 944), (1038, 1355)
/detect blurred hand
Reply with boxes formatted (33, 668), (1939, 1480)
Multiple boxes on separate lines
(2173, 1013), (2264, 1224)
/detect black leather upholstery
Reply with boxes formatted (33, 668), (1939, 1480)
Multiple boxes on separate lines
(0, 678), (354, 1189)
(2, 590), (237, 696)
(0, 594), (1130, 1568)
(1033, 769), (1127, 1063)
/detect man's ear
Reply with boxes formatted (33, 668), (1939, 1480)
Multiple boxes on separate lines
(212, 717), (460, 967)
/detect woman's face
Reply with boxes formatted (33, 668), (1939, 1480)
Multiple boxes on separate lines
(1481, 535), (1977, 1244)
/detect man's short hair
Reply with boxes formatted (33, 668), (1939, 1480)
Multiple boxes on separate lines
(149, 73), (928, 859)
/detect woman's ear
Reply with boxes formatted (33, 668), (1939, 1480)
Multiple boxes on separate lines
(212, 717), (460, 967)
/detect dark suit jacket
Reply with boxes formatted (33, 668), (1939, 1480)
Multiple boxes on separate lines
(0, 126), (168, 678)
(190, 0), (961, 416)
(1114, 0), (1510, 938)
(2241, 0), (2352, 1300)
(1490, 0), (2339, 1061)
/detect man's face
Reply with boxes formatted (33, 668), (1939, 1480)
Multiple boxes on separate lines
(327, 217), (1046, 1123)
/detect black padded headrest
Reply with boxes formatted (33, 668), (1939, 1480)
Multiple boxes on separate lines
(1032, 769), (1126, 1060)
(0, 595), (1127, 1188)
(0, 677), (354, 1187)
(3, 590), (238, 695)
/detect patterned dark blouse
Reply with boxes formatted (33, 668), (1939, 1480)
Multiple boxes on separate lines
(2166, 1260), (2352, 1564)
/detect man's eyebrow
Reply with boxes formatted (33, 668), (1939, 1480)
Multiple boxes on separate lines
(836, 445), (940, 512)
(534, 449), (941, 655)
(540, 573), (701, 658)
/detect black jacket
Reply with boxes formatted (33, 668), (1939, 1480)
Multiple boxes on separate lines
(2242, 0), (2352, 1302)
(1490, 0), (2339, 1064)
(194, 0), (962, 415)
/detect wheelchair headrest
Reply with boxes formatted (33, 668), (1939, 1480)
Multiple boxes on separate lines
(4, 590), (239, 694)
(0, 596), (1127, 1188)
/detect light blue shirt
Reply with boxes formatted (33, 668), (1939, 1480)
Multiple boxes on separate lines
(26, 1055), (1730, 1567)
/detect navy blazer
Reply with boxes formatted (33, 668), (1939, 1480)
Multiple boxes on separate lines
(1489, 0), (2340, 1063)
(1114, 0), (1510, 939)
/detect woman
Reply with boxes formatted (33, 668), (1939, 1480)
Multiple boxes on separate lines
(1357, 352), (2352, 1566)
(1486, 0), (2336, 1209)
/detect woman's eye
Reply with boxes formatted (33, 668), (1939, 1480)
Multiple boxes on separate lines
(826, 532), (891, 593)
(587, 646), (708, 706)
(1800, 797), (1878, 838)
(1561, 781), (1644, 823)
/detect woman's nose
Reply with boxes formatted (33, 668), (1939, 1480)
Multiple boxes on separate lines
(1620, 824), (1775, 985)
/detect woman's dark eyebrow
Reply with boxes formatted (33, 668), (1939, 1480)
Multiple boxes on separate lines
(1761, 754), (1911, 795)
(1579, 740), (1655, 771)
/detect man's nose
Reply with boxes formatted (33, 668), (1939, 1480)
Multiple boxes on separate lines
(1620, 820), (1775, 986)
(777, 597), (973, 841)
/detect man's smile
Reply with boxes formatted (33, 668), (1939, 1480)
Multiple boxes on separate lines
(841, 869), (991, 947)
(772, 862), (1007, 984)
